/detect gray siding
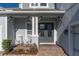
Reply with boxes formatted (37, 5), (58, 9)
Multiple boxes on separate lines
(57, 31), (69, 55)
(56, 3), (75, 10)
(49, 3), (55, 9)
(72, 25), (79, 56)
(71, 9), (79, 24)
(69, 5), (79, 55)
(8, 18), (16, 45)
(57, 4), (79, 56)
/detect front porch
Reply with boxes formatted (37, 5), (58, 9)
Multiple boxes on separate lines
(0, 9), (65, 52)
(7, 15), (59, 46)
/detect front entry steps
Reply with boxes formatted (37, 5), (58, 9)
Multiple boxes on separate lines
(37, 44), (67, 56)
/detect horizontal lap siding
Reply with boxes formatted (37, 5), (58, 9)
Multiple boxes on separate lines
(73, 25), (79, 56)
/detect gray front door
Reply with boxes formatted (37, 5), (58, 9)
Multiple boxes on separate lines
(39, 23), (54, 43)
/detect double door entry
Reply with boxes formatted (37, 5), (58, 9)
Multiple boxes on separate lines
(39, 23), (54, 43)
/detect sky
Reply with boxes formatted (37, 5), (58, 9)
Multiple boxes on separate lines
(0, 3), (19, 8)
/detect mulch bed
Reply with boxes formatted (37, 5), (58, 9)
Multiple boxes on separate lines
(2, 45), (38, 56)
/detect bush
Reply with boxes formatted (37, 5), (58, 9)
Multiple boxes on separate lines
(2, 39), (12, 53)
(29, 43), (38, 54)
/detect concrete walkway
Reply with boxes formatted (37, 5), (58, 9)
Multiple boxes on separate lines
(37, 44), (67, 56)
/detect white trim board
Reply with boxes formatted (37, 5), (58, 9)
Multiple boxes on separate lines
(40, 43), (56, 45)
(0, 10), (65, 14)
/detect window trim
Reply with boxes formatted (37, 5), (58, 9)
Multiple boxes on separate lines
(40, 3), (47, 6)
(29, 3), (49, 8)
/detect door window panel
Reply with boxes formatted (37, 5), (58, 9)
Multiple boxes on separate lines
(48, 31), (52, 37)
(47, 24), (53, 30)
(39, 24), (45, 30)
(39, 31), (44, 37)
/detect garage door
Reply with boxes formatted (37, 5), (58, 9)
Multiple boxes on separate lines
(73, 25), (79, 55)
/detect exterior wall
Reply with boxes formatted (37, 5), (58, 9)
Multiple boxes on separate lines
(70, 8), (79, 55)
(72, 25), (79, 55)
(19, 3), (55, 9)
(0, 16), (7, 39)
(71, 9), (79, 24)
(57, 4), (79, 55)
(56, 3), (75, 10)
(0, 16), (7, 51)
(8, 18), (16, 46)
(57, 31), (69, 55)
(48, 3), (55, 9)
(68, 4), (79, 55)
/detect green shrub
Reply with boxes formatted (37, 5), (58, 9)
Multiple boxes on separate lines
(29, 43), (38, 54)
(2, 39), (12, 53)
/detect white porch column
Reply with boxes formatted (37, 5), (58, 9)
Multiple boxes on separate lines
(32, 16), (34, 35)
(36, 17), (38, 36)
(54, 22), (57, 44)
(68, 26), (73, 55)
(32, 16), (38, 36)
(5, 16), (8, 39)
(32, 16), (39, 47)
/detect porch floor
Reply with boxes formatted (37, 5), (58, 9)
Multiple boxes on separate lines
(37, 44), (67, 56)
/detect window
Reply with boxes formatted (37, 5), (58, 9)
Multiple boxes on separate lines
(27, 23), (32, 30)
(31, 3), (38, 6)
(27, 23), (32, 35)
(40, 3), (47, 6)
(46, 23), (54, 30)
(30, 3), (49, 8)
(39, 23), (54, 30)
(46, 24), (53, 30)
(39, 24), (45, 30)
